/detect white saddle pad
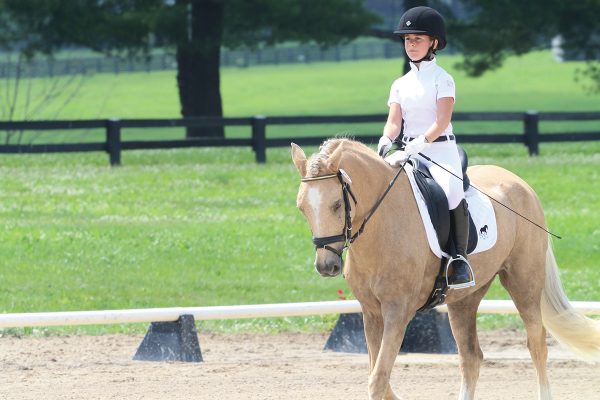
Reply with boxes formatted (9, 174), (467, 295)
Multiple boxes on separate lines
(404, 164), (498, 259)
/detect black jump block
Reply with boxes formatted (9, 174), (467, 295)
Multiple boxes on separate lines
(324, 309), (457, 354)
(133, 314), (203, 362)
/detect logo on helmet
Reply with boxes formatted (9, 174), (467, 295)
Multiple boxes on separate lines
(406, 20), (412, 26)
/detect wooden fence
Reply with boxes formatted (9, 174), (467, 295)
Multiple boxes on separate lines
(0, 111), (598, 165)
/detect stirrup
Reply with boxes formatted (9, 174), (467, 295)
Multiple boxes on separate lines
(445, 255), (476, 289)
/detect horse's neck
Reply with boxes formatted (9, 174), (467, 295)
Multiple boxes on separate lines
(347, 160), (416, 237)
(334, 146), (418, 239)
(346, 160), (433, 295)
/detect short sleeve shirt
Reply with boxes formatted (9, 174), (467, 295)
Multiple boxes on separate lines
(387, 58), (455, 138)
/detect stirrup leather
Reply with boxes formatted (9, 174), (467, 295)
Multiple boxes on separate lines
(445, 255), (476, 289)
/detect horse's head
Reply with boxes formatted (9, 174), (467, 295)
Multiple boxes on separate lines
(291, 139), (379, 277)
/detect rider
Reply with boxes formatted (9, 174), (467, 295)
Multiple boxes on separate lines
(377, 6), (475, 289)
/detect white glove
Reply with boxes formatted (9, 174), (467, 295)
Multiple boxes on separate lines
(377, 136), (393, 157)
(404, 135), (430, 156)
(384, 150), (409, 167)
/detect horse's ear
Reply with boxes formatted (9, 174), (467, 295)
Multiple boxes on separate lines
(326, 141), (344, 172)
(290, 143), (307, 177)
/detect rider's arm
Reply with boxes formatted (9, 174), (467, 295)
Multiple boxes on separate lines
(383, 103), (403, 141)
(423, 96), (454, 143)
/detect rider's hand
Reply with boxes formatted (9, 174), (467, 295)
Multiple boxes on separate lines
(377, 136), (393, 157)
(404, 135), (430, 156)
(384, 150), (408, 167)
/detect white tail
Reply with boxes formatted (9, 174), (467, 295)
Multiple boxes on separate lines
(541, 239), (600, 361)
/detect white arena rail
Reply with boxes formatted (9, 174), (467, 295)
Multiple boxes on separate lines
(0, 300), (599, 328)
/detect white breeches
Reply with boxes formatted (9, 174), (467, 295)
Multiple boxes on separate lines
(414, 140), (465, 210)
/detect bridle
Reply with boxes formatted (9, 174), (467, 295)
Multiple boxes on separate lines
(300, 160), (410, 258)
(301, 170), (357, 257)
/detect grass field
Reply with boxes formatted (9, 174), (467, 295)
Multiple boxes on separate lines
(4, 50), (600, 145)
(0, 50), (598, 335)
(18, 50), (597, 119)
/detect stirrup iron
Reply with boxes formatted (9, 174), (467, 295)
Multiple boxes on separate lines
(445, 255), (476, 289)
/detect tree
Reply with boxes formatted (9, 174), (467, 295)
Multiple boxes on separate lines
(368, 0), (600, 93)
(448, 0), (600, 93)
(0, 52), (88, 145)
(0, 0), (379, 136)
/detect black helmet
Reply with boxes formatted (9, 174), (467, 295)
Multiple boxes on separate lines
(394, 6), (447, 51)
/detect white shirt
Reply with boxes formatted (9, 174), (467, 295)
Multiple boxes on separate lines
(387, 58), (455, 138)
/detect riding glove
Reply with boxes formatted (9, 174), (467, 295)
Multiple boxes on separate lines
(404, 135), (430, 156)
(384, 150), (408, 167)
(377, 136), (393, 157)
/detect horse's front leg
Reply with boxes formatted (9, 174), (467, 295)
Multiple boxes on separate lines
(368, 302), (413, 400)
(363, 310), (400, 400)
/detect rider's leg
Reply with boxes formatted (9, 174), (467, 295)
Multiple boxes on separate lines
(448, 198), (475, 288)
(422, 143), (475, 289)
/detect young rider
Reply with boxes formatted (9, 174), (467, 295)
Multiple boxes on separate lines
(377, 6), (475, 289)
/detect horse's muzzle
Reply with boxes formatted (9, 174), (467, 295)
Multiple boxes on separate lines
(314, 256), (343, 277)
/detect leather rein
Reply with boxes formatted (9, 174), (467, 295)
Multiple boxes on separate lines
(300, 161), (409, 257)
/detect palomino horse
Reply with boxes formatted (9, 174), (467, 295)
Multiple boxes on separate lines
(291, 138), (600, 400)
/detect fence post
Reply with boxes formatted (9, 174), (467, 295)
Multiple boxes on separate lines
(524, 111), (540, 156)
(106, 118), (122, 166)
(252, 115), (267, 164)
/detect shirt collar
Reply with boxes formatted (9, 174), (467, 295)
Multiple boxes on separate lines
(409, 57), (437, 72)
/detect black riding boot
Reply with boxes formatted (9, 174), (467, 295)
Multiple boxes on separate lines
(447, 199), (475, 289)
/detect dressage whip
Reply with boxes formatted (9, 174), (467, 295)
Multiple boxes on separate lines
(415, 152), (562, 239)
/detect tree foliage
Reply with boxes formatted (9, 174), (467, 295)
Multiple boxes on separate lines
(0, 0), (379, 126)
(448, 0), (600, 92)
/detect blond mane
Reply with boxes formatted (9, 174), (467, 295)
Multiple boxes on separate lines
(306, 138), (373, 177)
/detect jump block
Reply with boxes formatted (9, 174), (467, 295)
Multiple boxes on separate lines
(133, 314), (203, 362)
(324, 309), (457, 354)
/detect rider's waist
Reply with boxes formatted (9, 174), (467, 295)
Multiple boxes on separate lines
(401, 134), (455, 144)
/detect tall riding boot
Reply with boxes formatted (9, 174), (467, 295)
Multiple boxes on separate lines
(447, 199), (475, 289)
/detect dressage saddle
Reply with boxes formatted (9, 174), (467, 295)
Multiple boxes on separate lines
(407, 146), (478, 310)
(410, 145), (478, 255)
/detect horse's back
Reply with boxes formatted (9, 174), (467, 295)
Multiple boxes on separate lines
(468, 164), (538, 199)
(468, 164), (546, 240)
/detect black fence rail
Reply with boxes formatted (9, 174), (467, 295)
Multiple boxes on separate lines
(0, 111), (599, 165)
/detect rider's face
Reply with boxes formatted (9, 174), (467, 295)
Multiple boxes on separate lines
(403, 34), (436, 61)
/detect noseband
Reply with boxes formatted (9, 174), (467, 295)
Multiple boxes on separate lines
(301, 171), (357, 257)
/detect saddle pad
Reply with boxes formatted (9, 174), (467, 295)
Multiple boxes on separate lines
(404, 164), (498, 259)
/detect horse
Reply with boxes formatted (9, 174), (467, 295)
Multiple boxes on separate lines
(291, 138), (600, 400)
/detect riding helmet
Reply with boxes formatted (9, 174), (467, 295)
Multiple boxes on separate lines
(394, 6), (447, 50)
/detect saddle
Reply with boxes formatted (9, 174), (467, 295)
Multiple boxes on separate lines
(409, 146), (478, 310)
(410, 146), (478, 255)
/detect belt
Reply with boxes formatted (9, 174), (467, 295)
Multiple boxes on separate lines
(401, 134), (455, 144)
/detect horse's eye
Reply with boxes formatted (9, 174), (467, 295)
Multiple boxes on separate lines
(332, 200), (342, 212)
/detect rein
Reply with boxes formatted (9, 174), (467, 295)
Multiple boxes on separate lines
(301, 160), (410, 257)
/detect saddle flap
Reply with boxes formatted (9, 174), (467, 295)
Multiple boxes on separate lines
(411, 161), (450, 251)
(410, 159), (478, 255)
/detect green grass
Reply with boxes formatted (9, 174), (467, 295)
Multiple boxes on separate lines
(0, 148), (341, 334)
(0, 50), (598, 335)
(0, 142), (598, 335)
(3, 50), (599, 145)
